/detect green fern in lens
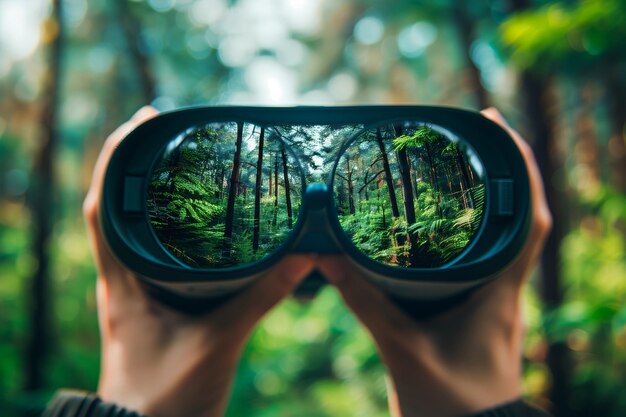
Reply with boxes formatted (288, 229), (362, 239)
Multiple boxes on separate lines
(392, 125), (441, 152)
(407, 183), (485, 264)
(148, 166), (225, 267)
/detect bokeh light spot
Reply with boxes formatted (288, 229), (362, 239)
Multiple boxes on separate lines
(0, 0), (45, 61)
(275, 39), (307, 67)
(218, 35), (257, 67)
(188, 0), (227, 26)
(397, 21), (437, 58)
(327, 72), (357, 102)
(354, 16), (384, 45)
(244, 57), (297, 104)
(282, 0), (321, 35)
(148, 0), (175, 13)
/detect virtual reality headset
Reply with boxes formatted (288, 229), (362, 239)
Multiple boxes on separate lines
(100, 106), (530, 317)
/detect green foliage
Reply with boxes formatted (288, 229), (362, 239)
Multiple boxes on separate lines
(226, 288), (388, 417)
(338, 124), (485, 268)
(392, 125), (441, 151)
(148, 165), (225, 266)
(339, 201), (392, 263)
(501, 0), (626, 72)
(409, 183), (485, 265)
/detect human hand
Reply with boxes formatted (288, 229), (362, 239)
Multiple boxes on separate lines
(317, 108), (552, 417)
(83, 107), (316, 417)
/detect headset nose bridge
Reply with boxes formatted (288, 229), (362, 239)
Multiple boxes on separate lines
(303, 182), (331, 210)
(290, 183), (343, 253)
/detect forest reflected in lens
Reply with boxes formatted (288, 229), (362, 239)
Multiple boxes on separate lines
(147, 122), (303, 268)
(147, 119), (485, 269)
(334, 122), (485, 268)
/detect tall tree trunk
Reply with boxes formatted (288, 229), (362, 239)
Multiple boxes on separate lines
(505, 5), (570, 414)
(521, 70), (570, 417)
(603, 60), (626, 193)
(424, 141), (443, 218)
(444, 165), (454, 194)
(117, 0), (157, 103)
(222, 122), (244, 259)
(280, 145), (293, 229)
(574, 83), (601, 196)
(219, 167), (225, 200)
(338, 181), (345, 213)
(376, 128), (400, 218)
(395, 128), (416, 226)
(345, 155), (356, 215)
(452, 1), (490, 109)
(252, 128), (265, 252)
(268, 152), (273, 197)
(380, 189), (387, 228)
(25, 0), (63, 392)
(394, 125), (421, 266)
(272, 157), (278, 227)
(408, 156), (419, 197)
(455, 147), (474, 208)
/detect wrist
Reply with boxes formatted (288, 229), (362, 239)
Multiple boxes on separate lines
(386, 363), (521, 417)
(97, 349), (239, 417)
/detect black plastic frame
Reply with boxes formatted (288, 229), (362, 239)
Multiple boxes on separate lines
(101, 105), (531, 310)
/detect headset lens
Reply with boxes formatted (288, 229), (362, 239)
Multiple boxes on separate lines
(334, 122), (486, 268)
(147, 122), (303, 268)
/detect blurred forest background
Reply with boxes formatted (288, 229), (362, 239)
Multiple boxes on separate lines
(0, 0), (625, 416)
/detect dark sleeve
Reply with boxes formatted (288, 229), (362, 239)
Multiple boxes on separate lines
(42, 390), (149, 417)
(43, 392), (550, 417)
(463, 399), (552, 417)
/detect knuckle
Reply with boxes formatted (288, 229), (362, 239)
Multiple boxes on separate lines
(536, 205), (553, 234)
(83, 193), (98, 223)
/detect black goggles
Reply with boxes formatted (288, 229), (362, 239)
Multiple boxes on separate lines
(101, 106), (530, 316)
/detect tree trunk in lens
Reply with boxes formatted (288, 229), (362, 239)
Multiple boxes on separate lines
(455, 147), (474, 208)
(219, 167), (226, 200)
(394, 132), (416, 227)
(268, 152), (273, 197)
(410, 156), (420, 197)
(272, 157), (278, 227)
(467, 161), (476, 187)
(222, 122), (244, 259)
(424, 141), (443, 218)
(117, 0), (157, 103)
(376, 128), (400, 218)
(604, 61), (626, 194)
(338, 181), (344, 213)
(452, 1), (490, 110)
(394, 125), (419, 265)
(380, 189), (387, 228)
(253, 128), (265, 252)
(25, 0), (63, 393)
(345, 155), (356, 215)
(444, 165), (454, 194)
(280, 145), (293, 229)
